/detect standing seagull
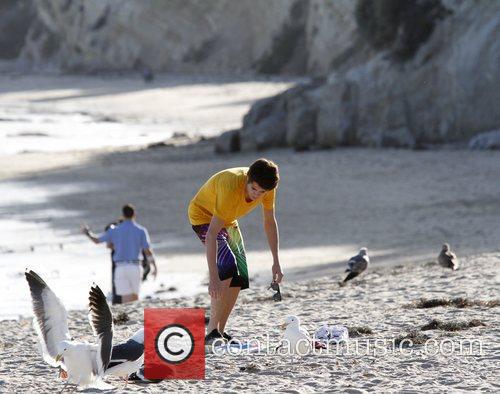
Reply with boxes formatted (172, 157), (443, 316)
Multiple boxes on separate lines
(105, 328), (144, 383)
(280, 315), (310, 355)
(340, 247), (370, 285)
(438, 243), (459, 270)
(25, 270), (114, 389)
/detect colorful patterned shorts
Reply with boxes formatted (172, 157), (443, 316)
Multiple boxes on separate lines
(192, 224), (249, 290)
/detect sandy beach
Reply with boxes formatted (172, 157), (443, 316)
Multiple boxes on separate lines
(1, 73), (499, 391)
(2, 252), (499, 392)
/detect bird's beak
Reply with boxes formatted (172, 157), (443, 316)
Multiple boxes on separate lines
(55, 354), (63, 363)
(279, 322), (287, 330)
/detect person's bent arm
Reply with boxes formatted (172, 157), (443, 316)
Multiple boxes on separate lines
(81, 225), (102, 244)
(206, 216), (224, 299)
(263, 208), (283, 283)
(143, 248), (158, 279)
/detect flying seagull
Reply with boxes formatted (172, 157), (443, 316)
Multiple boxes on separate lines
(25, 270), (113, 389)
(340, 247), (370, 285)
(438, 243), (459, 270)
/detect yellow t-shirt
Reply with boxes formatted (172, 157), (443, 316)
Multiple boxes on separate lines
(188, 167), (276, 227)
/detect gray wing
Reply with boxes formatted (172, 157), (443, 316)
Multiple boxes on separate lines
(106, 338), (144, 370)
(347, 255), (368, 273)
(25, 270), (71, 367)
(447, 251), (459, 269)
(438, 251), (458, 269)
(88, 285), (114, 376)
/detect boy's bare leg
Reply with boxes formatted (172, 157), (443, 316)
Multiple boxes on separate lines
(218, 286), (240, 334)
(206, 278), (231, 333)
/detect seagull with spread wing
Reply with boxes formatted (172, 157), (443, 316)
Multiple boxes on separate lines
(25, 270), (114, 389)
(105, 328), (144, 383)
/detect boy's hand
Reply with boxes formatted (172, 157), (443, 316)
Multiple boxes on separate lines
(272, 262), (283, 284)
(208, 276), (222, 299)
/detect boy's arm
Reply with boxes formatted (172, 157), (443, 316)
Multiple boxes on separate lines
(206, 216), (224, 299)
(263, 207), (283, 283)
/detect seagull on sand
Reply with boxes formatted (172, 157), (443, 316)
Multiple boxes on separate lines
(438, 243), (459, 270)
(105, 328), (144, 383)
(25, 270), (113, 389)
(340, 247), (370, 285)
(280, 315), (311, 355)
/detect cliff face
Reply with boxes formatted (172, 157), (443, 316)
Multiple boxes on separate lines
(323, 0), (500, 148)
(0, 0), (36, 60)
(216, 0), (500, 150)
(6, 0), (355, 75)
(24, 0), (294, 73)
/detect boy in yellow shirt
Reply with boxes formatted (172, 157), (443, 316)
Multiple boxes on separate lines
(188, 158), (283, 343)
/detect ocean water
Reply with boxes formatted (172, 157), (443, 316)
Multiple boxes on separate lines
(0, 111), (173, 155)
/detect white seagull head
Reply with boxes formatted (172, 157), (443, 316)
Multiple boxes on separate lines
(281, 315), (301, 330)
(55, 340), (72, 363)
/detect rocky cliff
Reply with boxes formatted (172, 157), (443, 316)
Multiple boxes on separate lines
(216, 0), (500, 151)
(6, 0), (354, 75)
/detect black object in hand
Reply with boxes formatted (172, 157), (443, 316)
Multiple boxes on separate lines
(268, 282), (282, 302)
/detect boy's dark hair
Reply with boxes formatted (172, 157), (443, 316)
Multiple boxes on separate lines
(248, 158), (279, 190)
(122, 204), (135, 219)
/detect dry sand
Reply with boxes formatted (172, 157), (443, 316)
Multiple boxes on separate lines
(1, 252), (498, 392)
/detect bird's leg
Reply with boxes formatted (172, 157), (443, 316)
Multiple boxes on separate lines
(122, 376), (128, 389)
(58, 381), (70, 394)
(69, 380), (79, 393)
(68, 378), (81, 393)
(59, 382), (78, 394)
